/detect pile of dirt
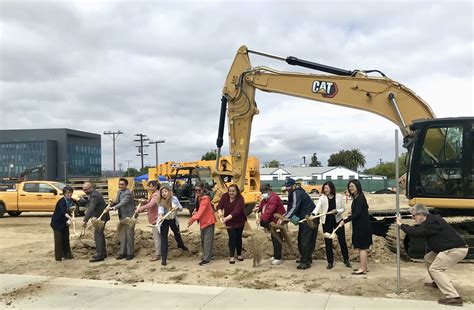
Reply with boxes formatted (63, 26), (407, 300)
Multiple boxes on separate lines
(70, 224), (396, 263)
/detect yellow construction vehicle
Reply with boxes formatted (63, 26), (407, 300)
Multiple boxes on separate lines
(147, 156), (261, 214)
(214, 45), (473, 260)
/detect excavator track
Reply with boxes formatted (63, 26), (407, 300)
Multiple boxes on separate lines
(385, 216), (474, 262)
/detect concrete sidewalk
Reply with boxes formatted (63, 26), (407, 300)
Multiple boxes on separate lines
(0, 274), (471, 309)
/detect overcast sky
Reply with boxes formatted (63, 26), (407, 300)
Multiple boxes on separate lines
(1, 0), (472, 172)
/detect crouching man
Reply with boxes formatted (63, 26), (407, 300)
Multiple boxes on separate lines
(396, 204), (468, 307)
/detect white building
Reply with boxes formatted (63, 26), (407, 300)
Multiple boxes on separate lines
(260, 166), (358, 181)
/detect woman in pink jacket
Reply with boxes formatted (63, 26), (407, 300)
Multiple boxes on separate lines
(188, 182), (216, 266)
(137, 180), (161, 261)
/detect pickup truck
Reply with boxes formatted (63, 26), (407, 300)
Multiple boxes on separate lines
(0, 181), (86, 217)
(281, 181), (322, 195)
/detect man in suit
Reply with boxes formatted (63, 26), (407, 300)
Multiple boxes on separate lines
(81, 182), (110, 262)
(106, 178), (136, 260)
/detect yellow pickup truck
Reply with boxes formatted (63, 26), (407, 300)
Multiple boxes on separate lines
(0, 181), (86, 217)
(281, 181), (322, 194)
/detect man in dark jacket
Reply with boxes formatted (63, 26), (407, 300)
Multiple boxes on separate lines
(284, 178), (318, 270)
(81, 182), (110, 262)
(396, 204), (468, 307)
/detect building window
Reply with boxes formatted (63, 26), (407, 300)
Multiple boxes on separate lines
(349, 175), (355, 180)
(325, 176), (331, 180)
(272, 176), (278, 180)
(337, 175), (343, 180)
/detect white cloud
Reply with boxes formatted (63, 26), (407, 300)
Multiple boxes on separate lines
(0, 0), (472, 172)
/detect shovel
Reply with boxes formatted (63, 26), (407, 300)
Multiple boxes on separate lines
(120, 205), (140, 227)
(323, 223), (343, 240)
(299, 209), (337, 223)
(91, 205), (110, 229)
(70, 206), (78, 236)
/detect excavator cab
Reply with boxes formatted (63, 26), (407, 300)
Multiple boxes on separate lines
(171, 166), (215, 214)
(406, 118), (474, 205)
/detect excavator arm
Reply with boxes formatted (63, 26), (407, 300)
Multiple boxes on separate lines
(215, 45), (436, 193)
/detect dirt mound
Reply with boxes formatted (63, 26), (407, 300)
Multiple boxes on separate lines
(70, 225), (396, 263)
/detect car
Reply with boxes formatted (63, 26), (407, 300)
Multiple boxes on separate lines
(371, 188), (397, 194)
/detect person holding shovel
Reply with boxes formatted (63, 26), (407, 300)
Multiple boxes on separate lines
(217, 184), (246, 264)
(284, 178), (318, 270)
(137, 180), (161, 262)
(188, 182), (216, 266)
(255, 183), (286, 265)
(340, 179), (372, 275)
(157, 186), (188, 266)
(81, 182), (109, 262)
(396, 204), (467, 307)
(50, 186), (75, 261)
(312, 181), (351, 269)
(105, 178), (136, 261)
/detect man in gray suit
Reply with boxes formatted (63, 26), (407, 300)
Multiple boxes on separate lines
(81, 182), (110, 262)
(106, 178), (136, 260)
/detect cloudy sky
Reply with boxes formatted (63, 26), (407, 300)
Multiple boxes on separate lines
(1, 0), (472, 172)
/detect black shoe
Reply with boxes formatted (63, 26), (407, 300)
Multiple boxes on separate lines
(161, 261), (167, 266)
(344, 260), (352, 268)
(199, 260), (210, 266)
(297, 263), (311, 270)
(90, 257), (104, 263)
(126, 255), (134, 260)
(295, 259), (300, 263)
(179, 246), (189, 251)
(438, 297), (463, 306)
(116, 254), (127, 260)
(327, 263), (334, 270)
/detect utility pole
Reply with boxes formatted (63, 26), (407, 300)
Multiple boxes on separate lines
(103, 130), (123, 177)
(302, 156), (306, 167)
(379, 158), (383, 165)
(118, 163), (123, 175)
(125, 160), (133, 170)
(149, 139), (165, 171)
(134, 133), (149, 170)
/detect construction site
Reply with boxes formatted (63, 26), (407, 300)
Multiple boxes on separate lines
(1, 2), (473, 309)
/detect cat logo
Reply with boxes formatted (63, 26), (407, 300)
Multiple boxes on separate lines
(311, 80), (338, 98)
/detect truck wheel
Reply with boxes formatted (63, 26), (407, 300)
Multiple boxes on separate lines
(310, 189), (319, 194)
(7, 211), (22, 217)
(0, 203), (5, 218)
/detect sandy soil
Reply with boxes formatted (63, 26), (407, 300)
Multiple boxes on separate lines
(0, 194), (472, 305)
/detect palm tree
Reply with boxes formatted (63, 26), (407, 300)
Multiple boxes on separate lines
(327, 149), (366, 171)
(346, 148), (366, 171)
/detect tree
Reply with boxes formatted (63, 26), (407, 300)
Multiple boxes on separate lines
(265, 160), (280, 168)
(364, 153), (408, 179)
(327, 149), (366, 171)
(201, 150), (217, 160)
(309, 153), (322, 167)
(122, 167), (140, 177)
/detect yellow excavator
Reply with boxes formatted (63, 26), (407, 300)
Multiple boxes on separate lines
(213, 45), (473, 260)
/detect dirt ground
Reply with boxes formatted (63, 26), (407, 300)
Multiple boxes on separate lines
(0, 194), (472, 305)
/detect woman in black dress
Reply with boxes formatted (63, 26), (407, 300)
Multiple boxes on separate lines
(341, 180), (372, 275)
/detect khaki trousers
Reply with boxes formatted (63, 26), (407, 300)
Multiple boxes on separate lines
(424, 247), (468, 298)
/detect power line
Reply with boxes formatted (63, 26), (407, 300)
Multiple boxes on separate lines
(134, 133), (149, 170)
(103, 130), (123, 177)
(149, 139), (165, 168)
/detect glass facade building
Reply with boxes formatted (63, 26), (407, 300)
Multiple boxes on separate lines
(0, 129), (101, 180)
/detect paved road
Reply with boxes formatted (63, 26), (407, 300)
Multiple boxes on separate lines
(0, 274), (471, 309)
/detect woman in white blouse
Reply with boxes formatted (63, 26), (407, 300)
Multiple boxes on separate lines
(312, 181), (351, 269)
